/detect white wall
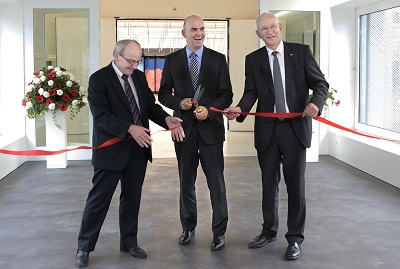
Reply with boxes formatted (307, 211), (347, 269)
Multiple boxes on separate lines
(327, 0), (400, 188)
(0, 2), (26, 179)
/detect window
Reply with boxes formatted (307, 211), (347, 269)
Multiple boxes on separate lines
(116, 19), (228, 93)
(358, 5), (400, 135)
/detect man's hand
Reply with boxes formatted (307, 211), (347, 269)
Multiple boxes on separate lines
(223, 106), (241, 120)
(194, 106), (208, 121)
(128, 125), (152, 148)
(166, 116), (185, 142)
(180, 98), (193, 110)
(302, 103), (319, 118)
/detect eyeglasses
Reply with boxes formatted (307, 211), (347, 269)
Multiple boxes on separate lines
(119, 54), (142, 65)
(259, 24), (279, 33)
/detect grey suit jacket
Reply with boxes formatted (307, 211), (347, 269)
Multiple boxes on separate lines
(237, 42), (329, 150)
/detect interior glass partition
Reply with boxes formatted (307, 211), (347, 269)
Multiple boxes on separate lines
(33, 9), (90, 146)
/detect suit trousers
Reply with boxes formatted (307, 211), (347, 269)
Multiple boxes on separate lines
(257, 120), (306, 244)
(77, 142), (148, 252)
(174, 121), (228, 236)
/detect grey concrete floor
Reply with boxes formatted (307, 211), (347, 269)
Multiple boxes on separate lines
(1, 155), (400, 269)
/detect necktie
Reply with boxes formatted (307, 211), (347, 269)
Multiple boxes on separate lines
(122, 75), (142, 126)
(272, 51), (286, 114)
(189, 52), (199, 90)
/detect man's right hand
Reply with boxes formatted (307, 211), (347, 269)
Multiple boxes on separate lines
(180, 98), (193, 110)
(223, 106), (241, 120)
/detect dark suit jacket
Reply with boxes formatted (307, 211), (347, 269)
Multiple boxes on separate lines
(158, 47), (233, 144)
(237, 42), (329, 151)
(88, 62), (170, 171)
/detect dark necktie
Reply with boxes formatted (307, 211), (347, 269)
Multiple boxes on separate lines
(272, 51), (286, 114)
(122, 75), (142, 126)
(189, 52), (199, 90)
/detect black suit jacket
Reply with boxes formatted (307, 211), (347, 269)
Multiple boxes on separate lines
(158, 47), (233, 144)
(88, 63), (170, 171)
(237, 42), (329, 151)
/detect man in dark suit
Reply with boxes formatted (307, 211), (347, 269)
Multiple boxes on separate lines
(224, 13), (328, 260)
(158, 15), (233, 251)
(74, 39), (184, 268)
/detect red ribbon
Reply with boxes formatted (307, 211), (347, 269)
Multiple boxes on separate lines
(210, 107), (400, 143)
(0, 125), (181, 156)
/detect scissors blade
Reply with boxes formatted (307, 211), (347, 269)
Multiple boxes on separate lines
(193, 85), (204, 108)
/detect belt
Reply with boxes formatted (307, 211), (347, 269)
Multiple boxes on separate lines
(274, 118), (291, 123)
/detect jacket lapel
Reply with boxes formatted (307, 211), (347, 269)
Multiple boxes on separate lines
(198, 47), (209, 89)
(283, 42), (295, 110)
(259, 47), (274, 96)
(106, 63), (131, 112)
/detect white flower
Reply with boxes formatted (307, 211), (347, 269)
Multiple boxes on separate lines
(38, 88), (44, 95)
(33, 77), (41, 84)
(57, 89), (63, 96)
(48, 80), (54, 87)
(72, 99), (79, 107)
(27, 84), (35, 91)
(47, 66), (53, 70)
(48, 103), (55, 110)
(69, 75), (75, 81)
(56, 70), (63, 77)
(26, 101), (33, 109)
(43, 91), (50, 98)
(66, 81), (73, 87)
(39, 71), (44, 76)
(40, 75), (46, 82)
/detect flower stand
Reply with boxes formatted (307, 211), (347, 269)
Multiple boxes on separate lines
(45, 110), (67, 168)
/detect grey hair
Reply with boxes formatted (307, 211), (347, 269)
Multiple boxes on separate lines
(113, 39), (141, 55)
(256, 12), (279, 30)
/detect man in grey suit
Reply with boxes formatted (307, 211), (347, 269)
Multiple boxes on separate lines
(158, 15), (233, 251)
(224, 13), (328, 260)
(74, 39), (184, 268)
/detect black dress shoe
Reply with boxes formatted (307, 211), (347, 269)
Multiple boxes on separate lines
(211, 235), (225, 251)
(248, 233), (277, 249)
(285, 242), (302, 260)
(74, 250), (89, 268)
(179, 230), (195, 245)
(120, 246), (147, 259)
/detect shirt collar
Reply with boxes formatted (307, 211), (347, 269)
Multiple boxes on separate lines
(112, 61), (124, 78)
(186, 46), (204, 58)
(266, 40), (284, 57)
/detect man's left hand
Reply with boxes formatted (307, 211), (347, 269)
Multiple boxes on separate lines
(166, 116), (185, 141)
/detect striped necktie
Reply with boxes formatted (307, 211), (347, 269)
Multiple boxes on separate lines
(122, 75), (142, 126)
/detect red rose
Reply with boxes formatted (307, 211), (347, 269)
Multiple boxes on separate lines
(37, 85), (42, 89)
(55, 82), (63, 89)
(60, 103), (68, 111)
(70, 88), (78, 97)
(27, 93), (31, 100)
(62, 94), (71, 102)
(22, 99), (26, 106)
(33, 71), (40, 75)
(48, 72), (56, 79)
(336, 100), (340, 106)
(60, 67), (66, 72)
(36, 95), (45, 103)
(49, 89), (57, 97)
(46, 99), (53, 106)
